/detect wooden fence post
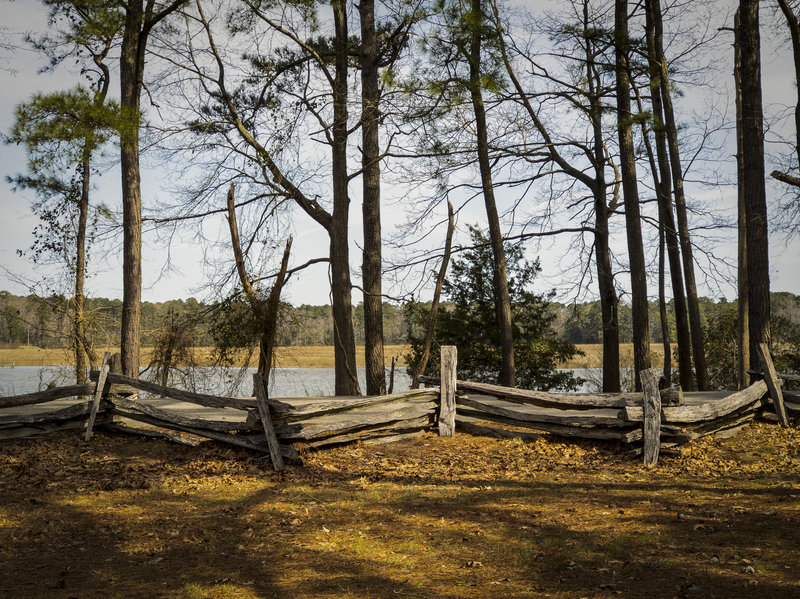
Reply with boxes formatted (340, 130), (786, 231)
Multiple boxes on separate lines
(758, 343), (789, 427)
(253, 374), (285, 471)
(438, 346), (457, 437)
(85, 352), (111, 441)
(641, 368), (661, 465)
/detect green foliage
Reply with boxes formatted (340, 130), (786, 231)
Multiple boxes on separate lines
(5, 87), (121, 275)
(406, 227), (583, 391)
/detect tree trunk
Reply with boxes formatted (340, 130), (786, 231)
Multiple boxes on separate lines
(593, 188), (621, 393)
(734, 10), (750, 389)
(645, 0), (693, 390)
(74, 147), (91, 385)
(331, 0), (361, 396)
(469, 0), (515, 387)
(648, 0), (707, 389)
(119, 1), (144, 379)
(360, 0), (386, 396)
(738, 0), (771, 368)
(615, 0), (651, 391)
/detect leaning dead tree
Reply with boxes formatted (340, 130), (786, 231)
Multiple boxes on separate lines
(226, 183), (292, 389)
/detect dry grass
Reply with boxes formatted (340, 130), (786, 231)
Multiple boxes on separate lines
(560, 343), (674, 369)
(0, 343), (666, 370)
(0, 345), (411, 369)
(1, 423), (798, 598)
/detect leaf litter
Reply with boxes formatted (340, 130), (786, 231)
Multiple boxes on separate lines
(0, 421), (798, 598)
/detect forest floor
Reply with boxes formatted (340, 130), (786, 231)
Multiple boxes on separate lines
(1, 422), (798, 598)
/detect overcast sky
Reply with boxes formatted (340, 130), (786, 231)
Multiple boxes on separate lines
(0, 0), (798, 307)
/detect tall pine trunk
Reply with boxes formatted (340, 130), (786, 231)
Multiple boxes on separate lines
(331, 0), (361, 396)
(738, 0), (770, 367)
(74, 147), (91, 385)
(469, 0), (515, 387)
(360, 0), (386, 395)
(734, 10), (750, 389)
(615, 0), (651, 390)
(119, 1), (144, 379)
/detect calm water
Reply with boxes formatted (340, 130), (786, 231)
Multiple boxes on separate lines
(0, 365), (412, 398)
(0, 365), (606, 397)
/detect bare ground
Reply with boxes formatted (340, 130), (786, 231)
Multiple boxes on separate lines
(0, 422), (798, 599)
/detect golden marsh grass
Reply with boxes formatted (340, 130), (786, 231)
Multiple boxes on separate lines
(0, 343), (672, 370)
(0, 345), (412, 369)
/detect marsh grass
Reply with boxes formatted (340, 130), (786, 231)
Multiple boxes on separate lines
(0, 345), (411, 369)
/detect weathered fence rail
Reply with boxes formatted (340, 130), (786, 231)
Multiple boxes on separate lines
(0, 346), (796, 470)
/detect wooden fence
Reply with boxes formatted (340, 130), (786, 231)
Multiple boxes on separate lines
(1, 346), (796, 470)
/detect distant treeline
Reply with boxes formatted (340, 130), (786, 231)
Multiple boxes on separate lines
(2, 289), (800, 351)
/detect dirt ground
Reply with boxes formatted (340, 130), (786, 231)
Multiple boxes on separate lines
(0, 422), (798, 599)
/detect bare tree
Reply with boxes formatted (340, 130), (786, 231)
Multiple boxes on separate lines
(490, 0), (623, 391)
(645, 0), (708, 389)
(616, 0), (651, 390)
(226, 184), (291, 387)
(168, 0), (365, 394)
(737, 0), (771, 368)
(643, 0), (694, 390)
(772, 0), (800, 189)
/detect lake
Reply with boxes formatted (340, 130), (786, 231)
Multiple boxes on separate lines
(0, 366), (605, 398)
(0, 365), (413, 398)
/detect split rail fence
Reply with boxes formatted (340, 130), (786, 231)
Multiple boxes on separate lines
(1, 345), (796, 470)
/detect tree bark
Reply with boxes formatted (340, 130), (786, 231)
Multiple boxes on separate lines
(259, 239), (292, 386)
(645, 0), (693, 390)
(738, 0), (771, 368)
(74, 146), (91, 385)
(734, 10), (750, 389)
(648, 0), (707, 389)
(469, 0), (515, 387)
(615, 0), (651, 390)
(331, 0), (361, 396)
(119, 1), (144, 379)
(360, 0), (386, 396)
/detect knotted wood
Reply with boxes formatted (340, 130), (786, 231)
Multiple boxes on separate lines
(641, 368), (661, 466)
(438, 346), (457, 437)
